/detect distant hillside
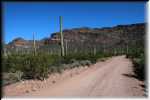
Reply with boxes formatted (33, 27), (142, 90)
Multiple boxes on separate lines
(5, 23), (146, 54)
(49, 23), (145, 46)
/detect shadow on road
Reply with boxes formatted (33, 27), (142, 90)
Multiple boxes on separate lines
(122, 73), (137, 79)
(122, 73), (147, 97)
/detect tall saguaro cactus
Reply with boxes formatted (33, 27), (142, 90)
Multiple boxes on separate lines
(93, 46), (96, 55)
(33, 32), (36, 55)
(103, 40), (106, 53)
(65, 39), (68, 56)
(60, 16), (65, 56)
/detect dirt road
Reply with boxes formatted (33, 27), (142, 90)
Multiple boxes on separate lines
(3, 56), (145, 97)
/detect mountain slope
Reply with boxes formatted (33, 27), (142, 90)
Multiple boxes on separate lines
(5, 23), (146, 54)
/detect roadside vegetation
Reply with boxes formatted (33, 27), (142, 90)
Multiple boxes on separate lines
(126, 47), (145, 81)
(2, 51), (114, 86)
(2, 45), (146, 86)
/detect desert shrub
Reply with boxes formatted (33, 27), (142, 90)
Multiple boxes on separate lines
(2, 56), (8, 72)
(3, 54), (24, 72)
(2, 71), (23, 86)
(3, 49), (113, 83)
(125, 47), (145, 81)
(3, 53), (60, 80)
(98, 57), (107, 62)
(126, 47), (144, 58)
(132, 54), (145, 81)
(21, 54), (50, 80)
(70, 59), (77, 63)
(49, 65), (63, 74)
(14, 71), (23, 81)
(70, 61), (81, 69)
(61, 64), (70, 70)
(62, 53), (86, 64)
(49, 66), (58, 73)
(79, 60), (92, 66)
(62, 52), (113, 65)
(59, 60), (92, 70)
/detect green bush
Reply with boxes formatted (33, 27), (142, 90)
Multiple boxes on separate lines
(21, 54), (50, 80)
(70, 61), (80, 69)
(125, 47), (145, 81)
(126, 47), (144, 58)
(132, 54), (145, 81)
(79, 60), (92, 66)
(49, 66), (63, 74)
(3, 53), (59, 80)
(2, 50), (113, 83)
(2, 71), (23, 86)
(3, 54), (24, 72)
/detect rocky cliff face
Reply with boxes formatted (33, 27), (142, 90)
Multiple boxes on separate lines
(46, 23), (145, 50)
(6, 23), (146, 52)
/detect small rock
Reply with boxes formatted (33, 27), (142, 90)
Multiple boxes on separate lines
(52, 80), (56, 84)
(70, 73), (73, 77)
(25, 90), (29, 93)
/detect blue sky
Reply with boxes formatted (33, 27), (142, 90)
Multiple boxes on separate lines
(3, 2), (146, 43)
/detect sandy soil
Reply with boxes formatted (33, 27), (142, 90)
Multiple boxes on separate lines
(3, 55), (146, 97)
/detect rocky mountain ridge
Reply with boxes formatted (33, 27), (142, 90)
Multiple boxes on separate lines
(5, 23), (146, 52)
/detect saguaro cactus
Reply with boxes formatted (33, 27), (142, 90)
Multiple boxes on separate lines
(65, 39), (68, 56)
(127, 45), (129, 54)
(60, 16), (65, 56)
(103, 40), (106, 53)
(33, 32), (36, 55)
(93, 45), (96, 55)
